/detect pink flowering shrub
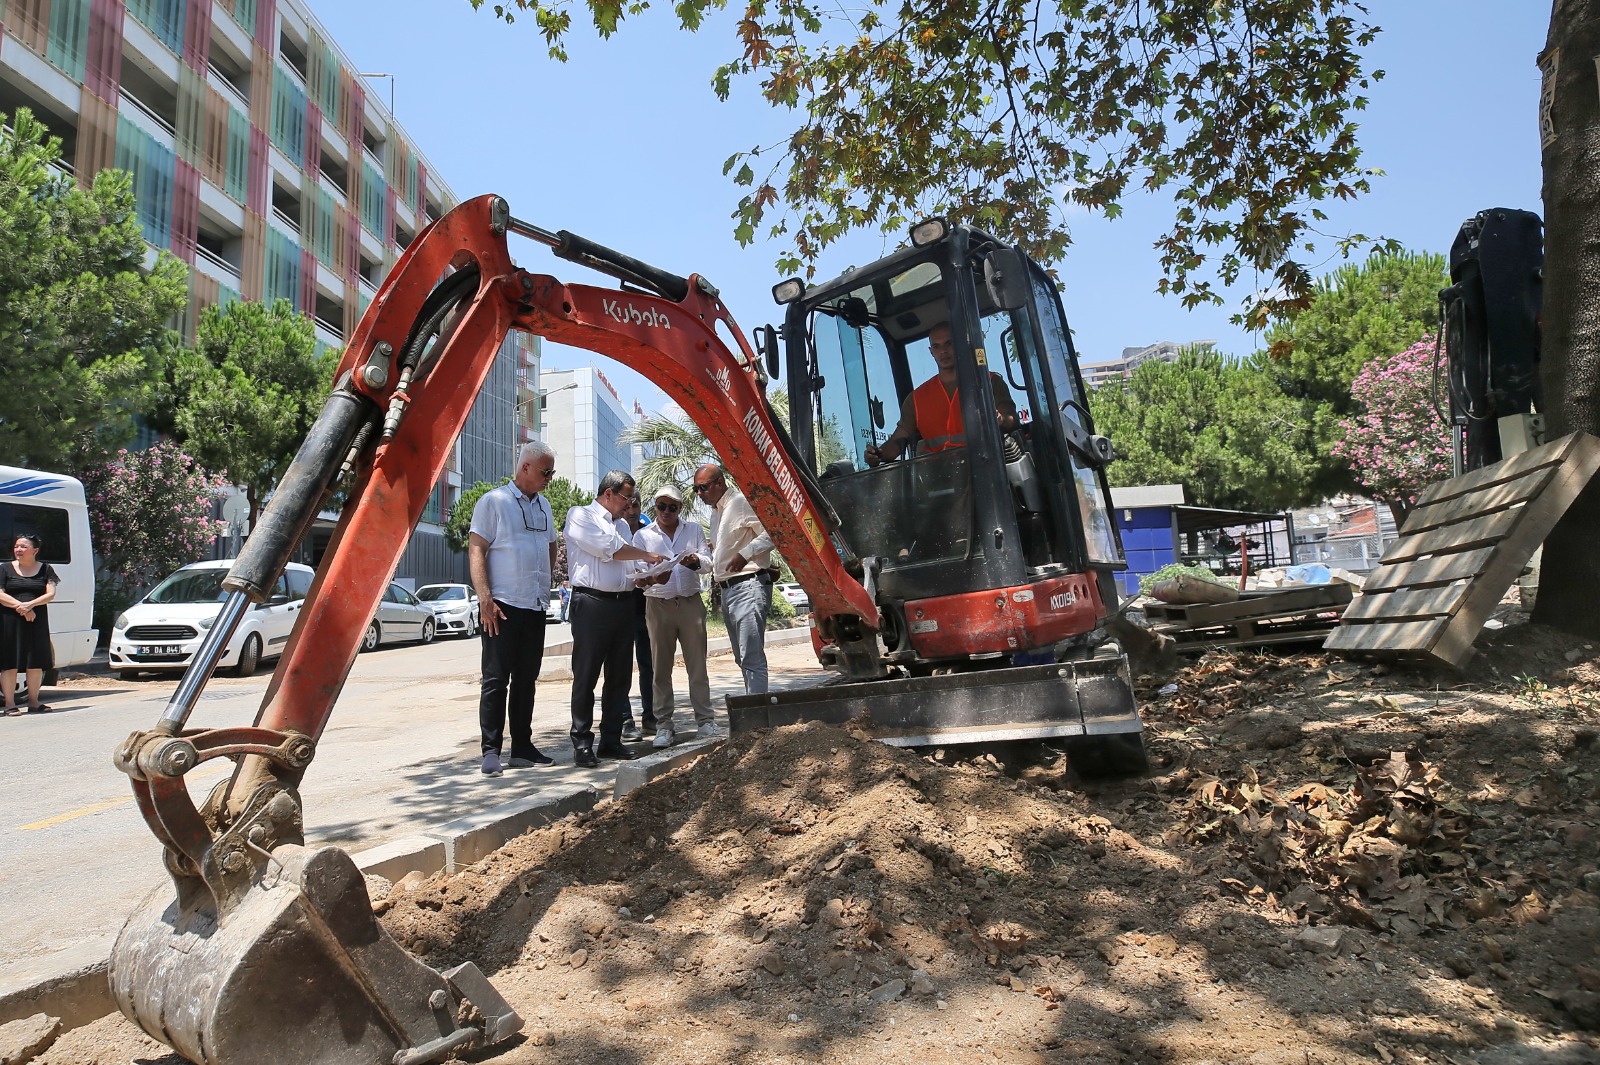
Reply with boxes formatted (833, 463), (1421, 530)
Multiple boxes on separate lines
(1331, 336), (1453, 522)
(81, 442), (230, 613)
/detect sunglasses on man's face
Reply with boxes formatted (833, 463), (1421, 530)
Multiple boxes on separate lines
(691, 483), (713, 494)
(536, 466), (555, 477)
(656, 502), (681, 513)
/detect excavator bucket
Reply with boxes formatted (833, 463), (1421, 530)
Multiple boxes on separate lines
(727, 646), (1148, 774)
(110, 843), (522, 1065)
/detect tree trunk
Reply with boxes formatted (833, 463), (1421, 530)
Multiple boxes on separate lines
(1532, 0), (1600, 638)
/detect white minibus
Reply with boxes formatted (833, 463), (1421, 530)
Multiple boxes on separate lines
(0, 467), (97, 677)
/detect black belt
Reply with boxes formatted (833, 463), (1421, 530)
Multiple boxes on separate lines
(575, 587), (631, 600)
(715, 572), (762, 589)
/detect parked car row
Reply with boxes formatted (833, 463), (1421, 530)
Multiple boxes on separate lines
(108, 562), (489, 681)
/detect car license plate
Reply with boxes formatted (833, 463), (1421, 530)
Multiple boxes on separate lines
(142, 644), (183, 655)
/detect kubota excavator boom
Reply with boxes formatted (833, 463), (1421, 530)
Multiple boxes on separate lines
(109, 194), (881, 1065)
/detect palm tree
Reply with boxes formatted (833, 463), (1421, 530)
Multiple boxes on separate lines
(622, 390), (792, 498)
(620, 412), (718, 500)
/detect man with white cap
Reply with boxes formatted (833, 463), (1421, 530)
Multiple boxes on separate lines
(631, 484), (714, 747)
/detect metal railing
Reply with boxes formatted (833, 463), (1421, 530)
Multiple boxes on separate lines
(209, 64), (250, 111)
(271, 206), (300, 233)
(195, 245), (241, 278)
(313, 316), (344, 341)
(119, 88), (176, 136)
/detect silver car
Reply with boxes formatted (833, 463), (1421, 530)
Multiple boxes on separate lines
(360, 583), (437, 651)
(415, 583), (480, 637)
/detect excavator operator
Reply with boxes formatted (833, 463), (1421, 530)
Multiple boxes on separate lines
(864, 322), (1020, 466)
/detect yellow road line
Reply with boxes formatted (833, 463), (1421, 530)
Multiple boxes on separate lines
(18, 761), (235, 831)
(19, 796), (132, 830)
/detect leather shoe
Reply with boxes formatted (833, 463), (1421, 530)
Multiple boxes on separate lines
(573, 746), (599, 768)
(595, 742), (636, 761)
(507, 750), (554, 768)
(620, 723), (644, 742)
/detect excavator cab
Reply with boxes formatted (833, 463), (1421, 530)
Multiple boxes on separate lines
(773, 220), (1125, 669)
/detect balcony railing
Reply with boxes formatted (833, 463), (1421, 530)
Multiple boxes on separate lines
(119, 88), (176, 136)
(209, 64), (250, 112)
(271, 207), (300, 233)
(196, 245), (241, 279)
(313, 316), (344, 341)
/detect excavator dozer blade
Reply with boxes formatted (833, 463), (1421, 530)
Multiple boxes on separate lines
(727, 650), (1146, 773)
(110, 843), (522, 1065)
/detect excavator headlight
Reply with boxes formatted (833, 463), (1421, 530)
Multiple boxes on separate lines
(910, 217), (947, 246)
(772, 278), (806, 305)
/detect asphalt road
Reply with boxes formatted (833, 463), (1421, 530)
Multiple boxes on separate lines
(0, 627), (821, 987)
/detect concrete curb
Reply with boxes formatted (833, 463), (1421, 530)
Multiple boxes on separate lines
(353, 835), (449, 883)
(0, 935), (115, 1032)
(425, 786), (599, 871)
(613, 737), (724, 798)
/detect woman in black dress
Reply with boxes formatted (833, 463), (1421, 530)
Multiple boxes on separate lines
(0, 534), (60, 714)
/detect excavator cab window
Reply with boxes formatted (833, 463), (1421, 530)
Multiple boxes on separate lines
(804, 267), (983, 575)
(1023, 265), (1120, 563)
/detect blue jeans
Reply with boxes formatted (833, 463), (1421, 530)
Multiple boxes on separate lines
(721, 576), (771, 695)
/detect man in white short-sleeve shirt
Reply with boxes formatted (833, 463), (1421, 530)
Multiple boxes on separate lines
(468, 441), (560, 777)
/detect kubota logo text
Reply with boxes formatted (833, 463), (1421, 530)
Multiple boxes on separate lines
(603, 299), (671, 329)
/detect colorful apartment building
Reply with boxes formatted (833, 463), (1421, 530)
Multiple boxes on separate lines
(0, 0), (535, 584)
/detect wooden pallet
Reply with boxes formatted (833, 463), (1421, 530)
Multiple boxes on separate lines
(1324, 432), (1600, 667)
(1145, 584), (1354, 651)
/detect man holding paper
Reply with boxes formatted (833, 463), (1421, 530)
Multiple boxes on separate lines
(632, 485), (714, 748)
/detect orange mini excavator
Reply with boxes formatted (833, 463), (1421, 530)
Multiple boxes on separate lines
(111, 195), (1143, 1064)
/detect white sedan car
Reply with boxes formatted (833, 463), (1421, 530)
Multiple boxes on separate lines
(110, 560), (314, 679)
(360, 583), (438, 651)
(415, 583), (480, 637)
(777, 582), (810, 611)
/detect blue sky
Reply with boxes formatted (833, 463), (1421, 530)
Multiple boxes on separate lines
(313, 1), (1551, 412)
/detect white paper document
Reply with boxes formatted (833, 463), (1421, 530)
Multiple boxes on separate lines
(635, 551), (692, 580)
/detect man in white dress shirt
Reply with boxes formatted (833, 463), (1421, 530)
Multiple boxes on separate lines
(563, 470), (667, 767)
(692, 463), (773, 698)
(631, 484), (714, 748)
(468, 441), (560, 777)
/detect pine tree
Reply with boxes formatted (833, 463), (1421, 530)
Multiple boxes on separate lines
(0, 109), (187, 470)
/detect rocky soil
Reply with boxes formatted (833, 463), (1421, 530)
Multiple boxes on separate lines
(37, 611), (1600, 1064)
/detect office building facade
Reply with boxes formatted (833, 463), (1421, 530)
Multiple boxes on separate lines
(538, 367), (634, 496)
(0, 0), (536, 585)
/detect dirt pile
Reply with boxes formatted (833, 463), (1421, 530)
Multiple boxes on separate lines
(36, 617), (1600, 1065)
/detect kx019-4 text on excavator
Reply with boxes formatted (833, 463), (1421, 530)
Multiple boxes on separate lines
(110, 195), (1144, 1065)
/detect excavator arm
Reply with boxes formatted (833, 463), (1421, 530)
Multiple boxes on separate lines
(109, 194), (878, 1065)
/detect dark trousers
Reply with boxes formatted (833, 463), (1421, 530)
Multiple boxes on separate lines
(632, 607), (655, 726)
(569, 589), (634, 749)
(478, 602), (547, 757)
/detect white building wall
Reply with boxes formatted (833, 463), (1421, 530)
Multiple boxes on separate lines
(540, 367), (635, 493)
